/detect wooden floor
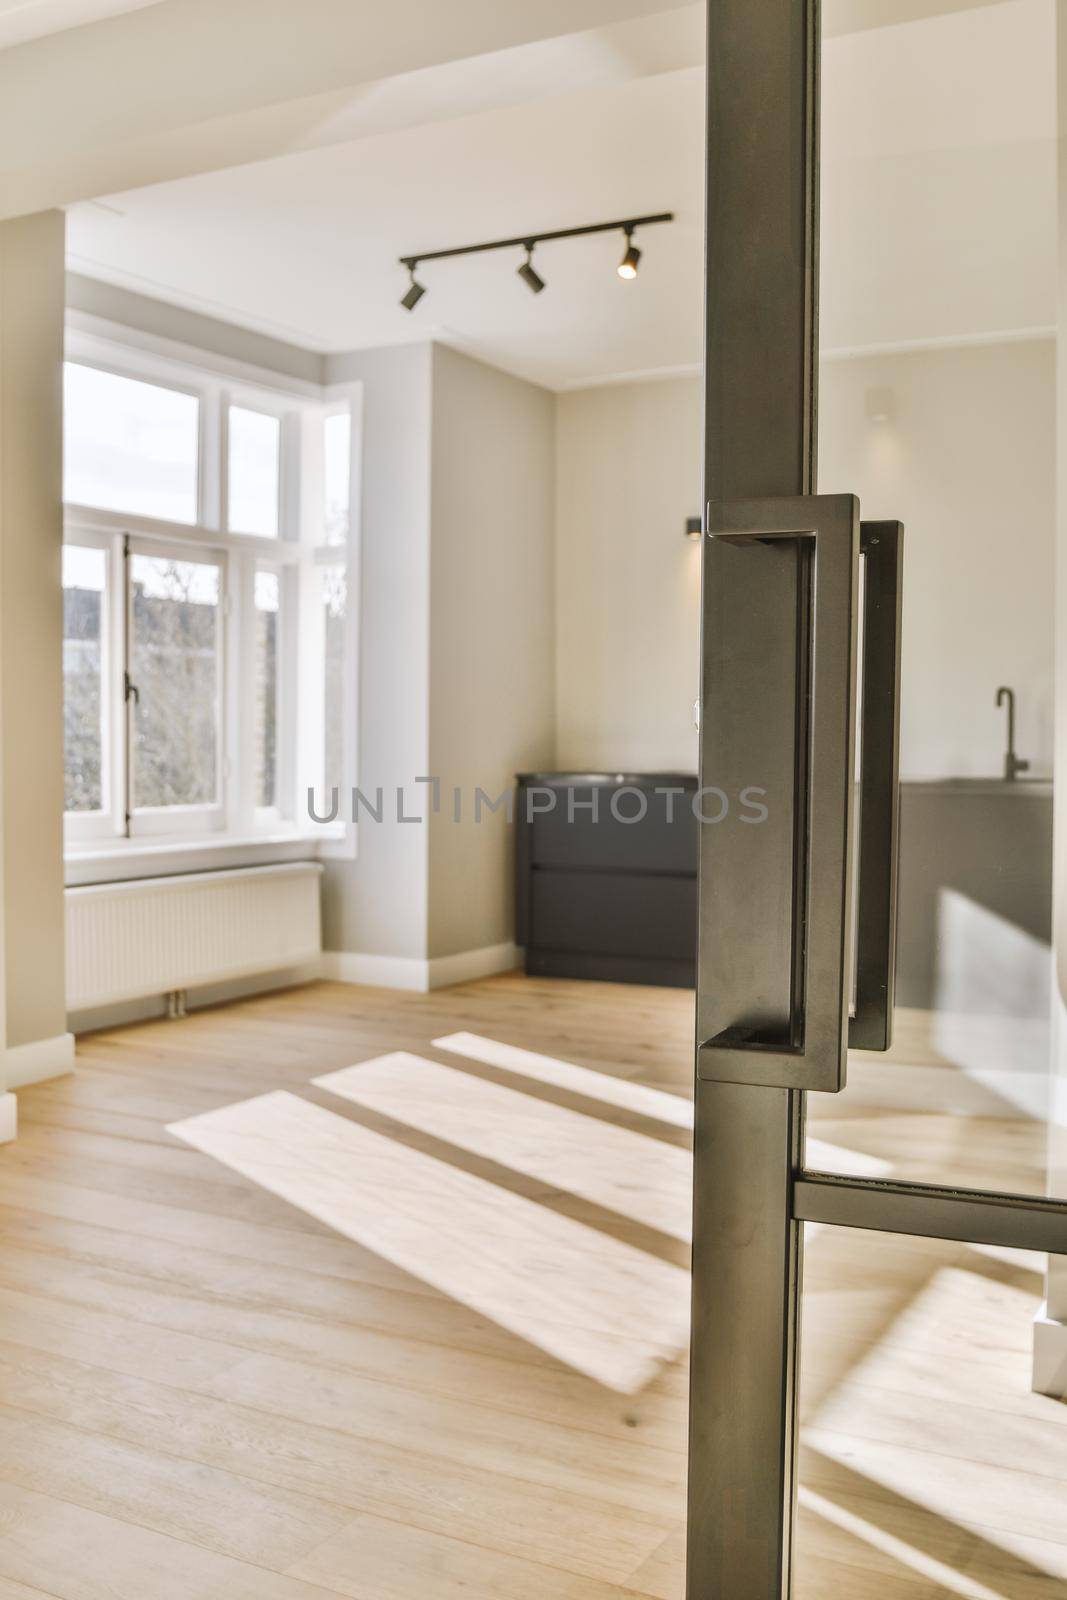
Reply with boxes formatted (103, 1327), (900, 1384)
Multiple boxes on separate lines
(0, 974), (1060, 1598)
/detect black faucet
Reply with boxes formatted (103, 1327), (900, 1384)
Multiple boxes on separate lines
(996, 686), (1030, 781)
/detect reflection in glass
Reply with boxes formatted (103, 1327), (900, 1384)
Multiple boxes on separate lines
(62, 545), (107, 813)
(810, 0), (1059, 1200)
(798, 1225), (1065, 1598)
(130, 554), (220, 810)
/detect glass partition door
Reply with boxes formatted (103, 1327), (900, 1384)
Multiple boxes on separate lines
(686, 2), (1067, 1595)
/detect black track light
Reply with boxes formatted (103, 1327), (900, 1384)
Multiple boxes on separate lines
(397, 213), (671, 302)
(401, 263), (425, 311)
(517, 244), (545, 295)
(617, 228), (641, 280)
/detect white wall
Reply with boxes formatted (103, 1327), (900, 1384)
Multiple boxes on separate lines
(552, 345), (1055, 783)
(555, 376), (702, 773)
(428, 344), (556, 960)
(317, 341), (556, 973)
(320, 342), (433, 964)
(819, 338), (1055, 781)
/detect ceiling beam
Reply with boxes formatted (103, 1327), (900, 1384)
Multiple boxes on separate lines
(0, 0), (696, 220)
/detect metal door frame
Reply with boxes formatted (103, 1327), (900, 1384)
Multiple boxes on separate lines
(686, 1), (1067, 1594)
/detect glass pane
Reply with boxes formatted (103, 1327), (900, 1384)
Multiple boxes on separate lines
(322, 567), (346, 795)
(64, 363), (199, 524)
(323, 410), (351, 546)
(811, 0), (1062, 1198)
(254, 568), (279, 810)
(130, 554), (220, 809)
(62, 545), (106, 813)
(228, 405), (280, 537)
(798, 1225), (1066, 1598)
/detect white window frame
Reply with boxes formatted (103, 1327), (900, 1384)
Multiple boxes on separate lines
(303, 382), (362, 859)
(60, 529), (117, 840)
(62, 325), (359, 874)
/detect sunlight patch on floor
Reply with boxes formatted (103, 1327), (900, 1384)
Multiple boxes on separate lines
(433, 1031), (695, 1129)
(315, 1051), (694, 1242)
(168, 1089), (690, 1393)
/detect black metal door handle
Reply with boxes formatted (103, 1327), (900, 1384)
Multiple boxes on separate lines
(848, 521), (903, 1051)
(695, 498), (904, 1091)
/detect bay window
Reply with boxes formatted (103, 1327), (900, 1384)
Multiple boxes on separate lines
(62, 334), (355, 861)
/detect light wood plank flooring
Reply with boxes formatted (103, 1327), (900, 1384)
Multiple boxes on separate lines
(0, 974), (1060, 1599)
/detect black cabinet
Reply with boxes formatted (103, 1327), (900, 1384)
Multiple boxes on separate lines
(515, 773), (698, 987)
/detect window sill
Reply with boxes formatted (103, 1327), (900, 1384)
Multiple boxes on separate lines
(64, 827), (339, 887)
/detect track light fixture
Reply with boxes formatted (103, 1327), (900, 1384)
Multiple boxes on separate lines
(400, 262), (425, 311)
(517, 243), (545, 294)
(397, 212), (672, 309)
(617, 227), (641, 280)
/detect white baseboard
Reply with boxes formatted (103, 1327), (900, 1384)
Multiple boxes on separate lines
(0, 1093), (16, 1143)
(5, 1032), (75, 1089)
(1033, 1303), (1067, 1398)
(319, 951), (429, 991)
(321, 942), (520, 993)
(428, 941), (520, 989)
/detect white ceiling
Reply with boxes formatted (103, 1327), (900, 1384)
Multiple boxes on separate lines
(66, 0), (1057, 390)
(0, 0), (160, 49)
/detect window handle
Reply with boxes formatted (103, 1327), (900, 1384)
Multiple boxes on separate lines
(124, 671), (140, 706)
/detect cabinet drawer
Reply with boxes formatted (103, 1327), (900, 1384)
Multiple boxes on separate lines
(530, 869), (697, 961)
(527, 785), (697, 874)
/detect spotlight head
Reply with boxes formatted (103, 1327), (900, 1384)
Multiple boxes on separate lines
(518, 244), (545, 295)
(401, 264), (425, 311)
(617, 230), (641, 280)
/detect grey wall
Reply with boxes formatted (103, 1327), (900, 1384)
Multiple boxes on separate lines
(427, 345), (555, 960)
(321, 342), (433, 961)
(555, 376), (702, 773)
(2, 212), (67, 1050)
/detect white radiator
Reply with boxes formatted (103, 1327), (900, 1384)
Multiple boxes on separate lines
(66, 862), (322, 1011)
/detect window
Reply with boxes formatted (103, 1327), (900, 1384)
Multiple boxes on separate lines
(323, 410), (351, 547)
(62, 336), (355, 857)
(130, 552), (222, 814)
(64, 363), (199, 524)
(228, 405), (281, 537)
